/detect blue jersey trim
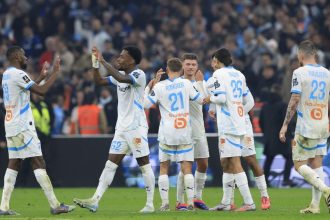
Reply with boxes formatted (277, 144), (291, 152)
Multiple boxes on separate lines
(134, 100), (143, 110)
(297, 110), (303, 118)
(7, 137), (33, 151)
(297, 141), (327, 151)
(159, 146), (193, 155)
(147, 96), (156, 105)
(221, 108), (231, 116)
(291, 90), (301, 94)
(25, 82), (35, 90)
(226, 138), (243, 149)
(20, 103), (30, 115)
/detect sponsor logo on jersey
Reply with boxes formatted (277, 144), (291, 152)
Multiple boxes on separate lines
(118, 85), (131, 92)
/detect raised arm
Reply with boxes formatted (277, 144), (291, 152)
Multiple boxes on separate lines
(30, 57), (61, 96)
(93, 47), (133, 84)
(34, 62), (49, 84)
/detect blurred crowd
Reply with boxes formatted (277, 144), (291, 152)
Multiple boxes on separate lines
(0, 0), (330, 136)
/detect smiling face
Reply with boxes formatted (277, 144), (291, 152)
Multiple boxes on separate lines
(183, 59), (198, 77)
(116, 50), (135, 71)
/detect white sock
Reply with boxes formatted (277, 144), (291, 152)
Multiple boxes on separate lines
(234, 172), (254, 205)
(221, 173), (234, 205)
(311, 167), (324, 207)
(255, 175), (269, 198)
(140, 164), (155, 207)
(230, 181), (236, 204)
(298, 165), (328, 192)
(0, 169), (18, 211)
(176, 171), (185, 203)
(158, 175), (169, 205)
(194, 171), (207, 200)
(184, 174), (194, 206)
(34, 169), (60, 209)
(92, 160), (118, 203)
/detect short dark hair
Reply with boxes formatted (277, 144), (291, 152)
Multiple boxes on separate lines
(182, 53), (198, 61)
(212, 48), (232, 66)
(123, 45), (142, 64)
(298, 40), (317, 57)
(6, 46), (22, 60)
(167, 58), (182, 72)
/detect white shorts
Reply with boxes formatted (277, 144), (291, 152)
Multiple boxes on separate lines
(193, 135), (209, 159)
(219, 134), (244, 159)
(109, 126), (150, 158)
(159, 143), (194, 163)
(6, 129), (42, 159)
(241, 120), (256, 157)
(292, 134), (327, 161)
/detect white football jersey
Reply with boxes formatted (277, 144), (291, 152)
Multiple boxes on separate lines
(189, 80), (206, 139)
(145, 77), (203, 145)
(291, 64), (330, 139)
(208, 66), (249, 136)
(2, 67), (36, 137)
(107, 69), (148, 131)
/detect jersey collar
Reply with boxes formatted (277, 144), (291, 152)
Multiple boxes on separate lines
(305, 64), (321, 67)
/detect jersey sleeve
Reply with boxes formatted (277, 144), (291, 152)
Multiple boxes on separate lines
(106, 76), (118, 85)
(144, 85), (160, 109)
(242, 77), (249, 97)
(243, 87), (255, 113)
(15, 71), (35, 90)
(189, 81), (201, 102)
(129, 71), (145, 87)
(207, 76), (226, 104)
(291, 70), (302, 94)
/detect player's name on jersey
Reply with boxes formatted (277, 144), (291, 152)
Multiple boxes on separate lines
(166, 82), (184, 91)
(168, 112), (189, 118)
(304, 101), (326, 108)
(308, 70), (328, 78)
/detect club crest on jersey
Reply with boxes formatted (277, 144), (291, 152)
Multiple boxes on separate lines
(133, 138), (141, 146)
(214, 80), (220, 89)
(292, 78), (298, 86)
(132, 72), (140, 78)
(22, 75), (30, 83)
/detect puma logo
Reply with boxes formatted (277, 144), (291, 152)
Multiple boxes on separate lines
(161, 188), (168, 192)
(187, 187), (194, 190)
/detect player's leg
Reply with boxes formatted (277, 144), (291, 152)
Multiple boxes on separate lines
(243, 155), (270, 210)
(300, 156), (324, 214)
(131, 127), (155, 213)
(158, 160), (170, 211)
(231, 156), (256, 211)
(31, 156), (75, 214)
(210, 136), (235, 211)
(0, 159), (21, 215)
(136, 155), (155, 213)
(292, 136), (330, 212)
(74, 132), (127, 212)
(181, 160), (194, 210)
(176, 168), (186, 209)
(193, 136), (209, 210)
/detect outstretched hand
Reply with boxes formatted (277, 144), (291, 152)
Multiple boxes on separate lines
(40, 61), (50, 79)
(92, 47), (104, 62)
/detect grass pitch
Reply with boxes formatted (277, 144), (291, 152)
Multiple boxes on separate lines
(1, 187), (329, 219)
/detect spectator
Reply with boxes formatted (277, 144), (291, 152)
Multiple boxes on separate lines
(259, 86), (295, 187)
(52, 95), (65, 135)
(99, 87), (117, 134)
(71, 92), (107, 135)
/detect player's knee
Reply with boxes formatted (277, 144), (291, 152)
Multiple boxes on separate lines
(8, 159), (22, 171)
(31, 157), (46, 170)
(137, 156), (150, 167)
(196, 160), (208, 173)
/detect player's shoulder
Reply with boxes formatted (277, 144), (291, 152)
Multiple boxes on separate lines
(130, 68), (145, 77)
(293, 66), (305, 75)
